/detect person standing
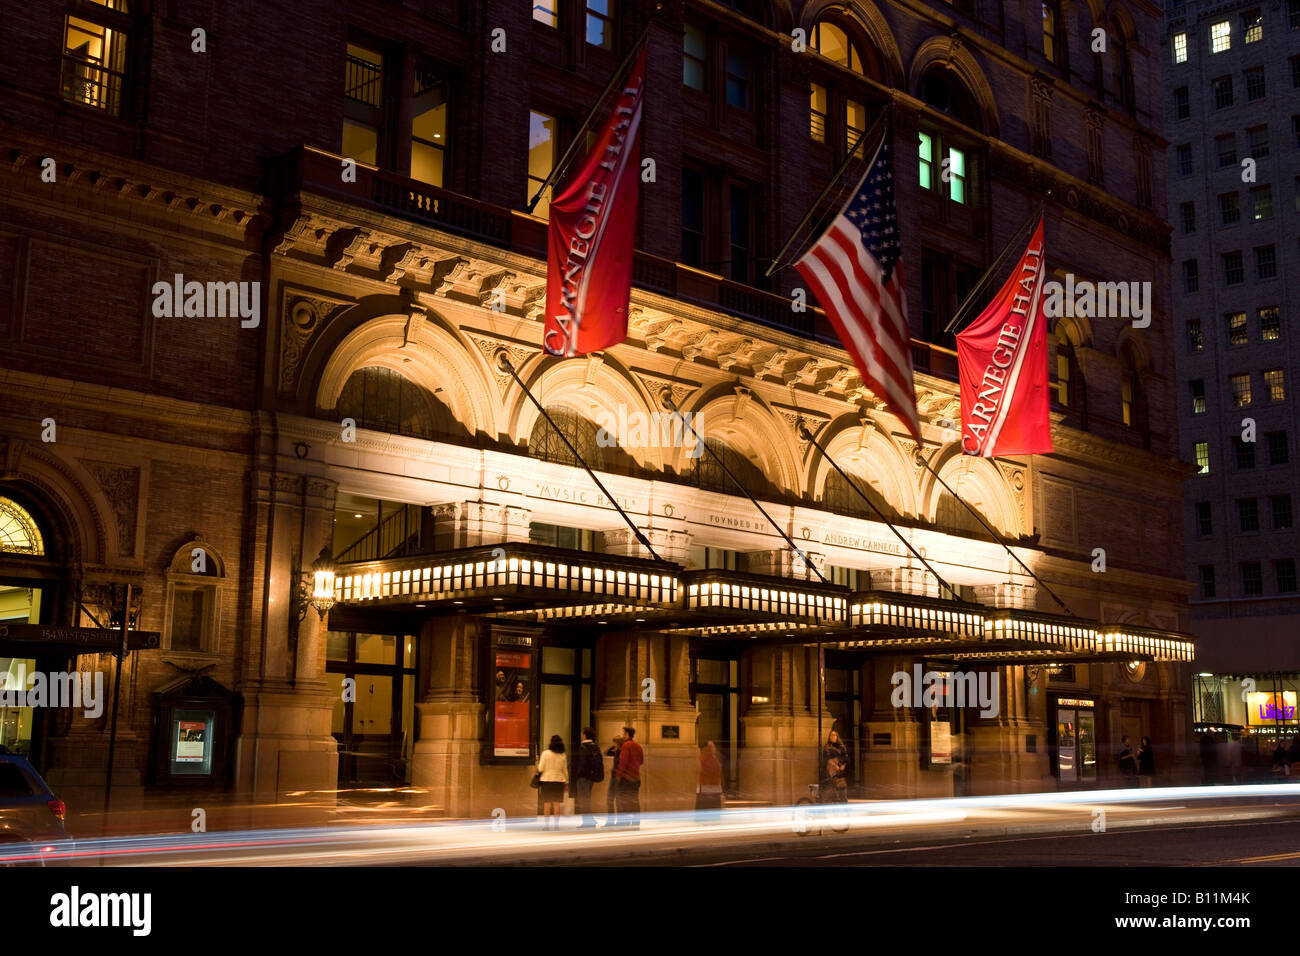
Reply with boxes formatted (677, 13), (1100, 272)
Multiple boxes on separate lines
(600, 733), (623, 827)
(1117, 735), (1138, 784)
(696, 741), (724, 823)
(571, 727), (604, 829)
(822, 730), (849, 802)
(1272, 738), (1291, 779)
(536, 734), (568, 830)
(1137, 735), (1155, 787)
(615, 726), (645, 829)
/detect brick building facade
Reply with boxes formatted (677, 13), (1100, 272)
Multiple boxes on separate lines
(0, 0), (1193, 820)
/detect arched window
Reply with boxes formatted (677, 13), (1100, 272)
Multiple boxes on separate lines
(807, 18), (884, 159)
(1120, 343), (1149, 445)
(1111, 23), (1134, 114)
(164, 539), (225, 654)
(935, 491), (990, 537)
(811, 22), (863, 74)
(1055, 339), (1087, 425)
(528, 407), (604, 469)
(691, 438), (770, 496)
(0, 496), (45, 556)
(335, 366), (451, 441)
(822, 470), (896, 522)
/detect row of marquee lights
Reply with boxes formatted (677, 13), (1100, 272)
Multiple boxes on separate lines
(329, 552), (1195, 662)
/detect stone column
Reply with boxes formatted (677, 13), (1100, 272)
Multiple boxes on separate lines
(860, 654), (933, 799)
(738, 643), (825, 805)
(965, 664), (1048, 795)
(592, 628), (697, 811)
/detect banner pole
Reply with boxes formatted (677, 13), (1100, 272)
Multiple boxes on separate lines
(943, 199), (1046, 335)
(913, 452), (1075, 615)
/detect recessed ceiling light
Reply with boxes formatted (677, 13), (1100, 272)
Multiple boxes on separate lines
(353, 513), (363, 518)
(415, 604), (426, 608)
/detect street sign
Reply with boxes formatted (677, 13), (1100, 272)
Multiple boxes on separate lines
(0, 623), (160, 650)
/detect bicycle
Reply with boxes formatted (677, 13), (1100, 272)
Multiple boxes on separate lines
(792, 782), (851, 836)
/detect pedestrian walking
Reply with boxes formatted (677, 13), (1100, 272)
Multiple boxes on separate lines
(696, 741), (724, 823)
(821, 730), (849, 802)
(600, 733), (623, 827)
(571, 727), (604, 829)
(615, 726), (645, 829)
(1117, 735), (1138, 784)
(1137, 735), (1155, 787)
(1272, 738), (1291, 779)
(536, 734), (568, 830)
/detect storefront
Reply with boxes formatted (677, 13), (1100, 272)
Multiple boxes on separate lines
(1049, 694), (1098, 786)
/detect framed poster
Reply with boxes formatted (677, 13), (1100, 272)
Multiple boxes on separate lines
(491, 641), (533, 758)
(930, 720), (952, 765)
(169, 708), (215, 775)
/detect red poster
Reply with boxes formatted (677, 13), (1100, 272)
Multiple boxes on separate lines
(542, 48), (646, 357)
(493, 650), (531, 757)
(956, 218), (1053, 457)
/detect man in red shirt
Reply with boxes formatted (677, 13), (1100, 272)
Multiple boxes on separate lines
(615, 725), (645, 828)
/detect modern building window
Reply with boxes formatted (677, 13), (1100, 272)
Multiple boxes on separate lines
(681, 166), (704, 266)
(527, 110), (557, 218)
(1254, 245), (1277, 280)
(1227, 311), (1248, 345)
(60, 0), (131, 116)
(1210, 20), (1231, 53)
(1243, 9), (1263, 43)
(1264, 368), (1286, 402)
(1277, 560), (1298, 594)
(1180, 201), (1196, 233)
(1238, 498), (1260, 532)
(1234, 437), (1255, 469)
(1260, 306), (1281, 340)
(1230, 372), (1252, 406)
(1183, 260), (1199, 292)
(1187, 318), (1204, 350)
(1196, 500), (1213, 534)
(1242, 562), (1263, 596)
(586, 0), (614, 50)
(1219, 192), (1240, 224)
(1200, 565), (1216, 598)
(810, 83), (828, 142)
(410, 68), (448, 187)
(683, 23), (706, 90)
(1190, 379), (1207, 414)
(534, 1), (559, 27)
(1173, 32), (1188, 63)
(1223, 251), (1244, 285)
(1267, 430), (1289, 464)
(725, 47), (752, 109)
(1215, 134), (1236, 167)
(1213, 75), (1233, 108)
(343, 43), (385, 167)
(1247, 124), (1269, 157)
(1177, 143), (1194, 175)
(1173, 86), (1190, 119)
(1195, 441), (1211, 473)
(1245, 68), (1266, 100)
(1272, 494), (1294, 529)
(1252, 186), (1273, 220)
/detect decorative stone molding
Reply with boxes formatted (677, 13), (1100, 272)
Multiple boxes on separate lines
(973, 581), (1037, 609)
(601, 527), (691, 563)
(871, 565), (940, 598)
(744, 547), (826, 579)
(279, 292), (350, 395)
(79, 460), (140, 556)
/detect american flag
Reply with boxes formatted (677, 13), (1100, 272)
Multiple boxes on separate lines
(795, 136), (920, 441)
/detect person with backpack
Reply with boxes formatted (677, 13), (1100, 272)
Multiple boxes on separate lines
(571, 727), (605, 829)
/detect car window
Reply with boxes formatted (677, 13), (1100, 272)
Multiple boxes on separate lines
(0, 762), (36, 797)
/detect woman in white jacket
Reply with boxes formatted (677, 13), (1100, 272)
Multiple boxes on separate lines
(537, 734), (569, 829)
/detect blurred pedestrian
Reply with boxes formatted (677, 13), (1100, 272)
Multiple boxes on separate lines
(696, 741), (724, 823)
(615, 726), (645, 829)
(1137, 735), (1155, 787)
(600, 733), (623, 827)
(537, 734), (568, 830)
(1273, 738), (1291, 779)
(822, 730), (849, 802)
(1199, 732), (1217, 785)
(1117, 735), (1138, 784)
(571, 727), (604, 829)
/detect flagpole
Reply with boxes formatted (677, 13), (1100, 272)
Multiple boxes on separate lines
(797, 422), (961, 602)
(911, 451), (1075, 616)
(526, 11), (660, 214)
(942, 198), (1047, 335)
(765, 102), (893, 277)
(664, 396), (832, 588)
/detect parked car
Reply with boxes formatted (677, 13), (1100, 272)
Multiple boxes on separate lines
(0, 747), (70, 860)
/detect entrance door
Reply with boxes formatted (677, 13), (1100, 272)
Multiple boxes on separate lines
(326, 631), (416, 787)
(691, 656), (739, 793)
(1057, 708), (1078, 783)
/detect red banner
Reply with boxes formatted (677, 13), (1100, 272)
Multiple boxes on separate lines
(956, 219), (1053, 457)
(543, 49), (646, 357)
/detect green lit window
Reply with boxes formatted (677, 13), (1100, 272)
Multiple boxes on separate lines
(948, 147), (966, 203)
(918, 132), (933, 190)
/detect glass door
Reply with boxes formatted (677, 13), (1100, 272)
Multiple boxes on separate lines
(1078, 710), (1097, 781)
(326, 631), (416, 787)
(1057, 708), (1078, 784)
(691, 656), (739, 794)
